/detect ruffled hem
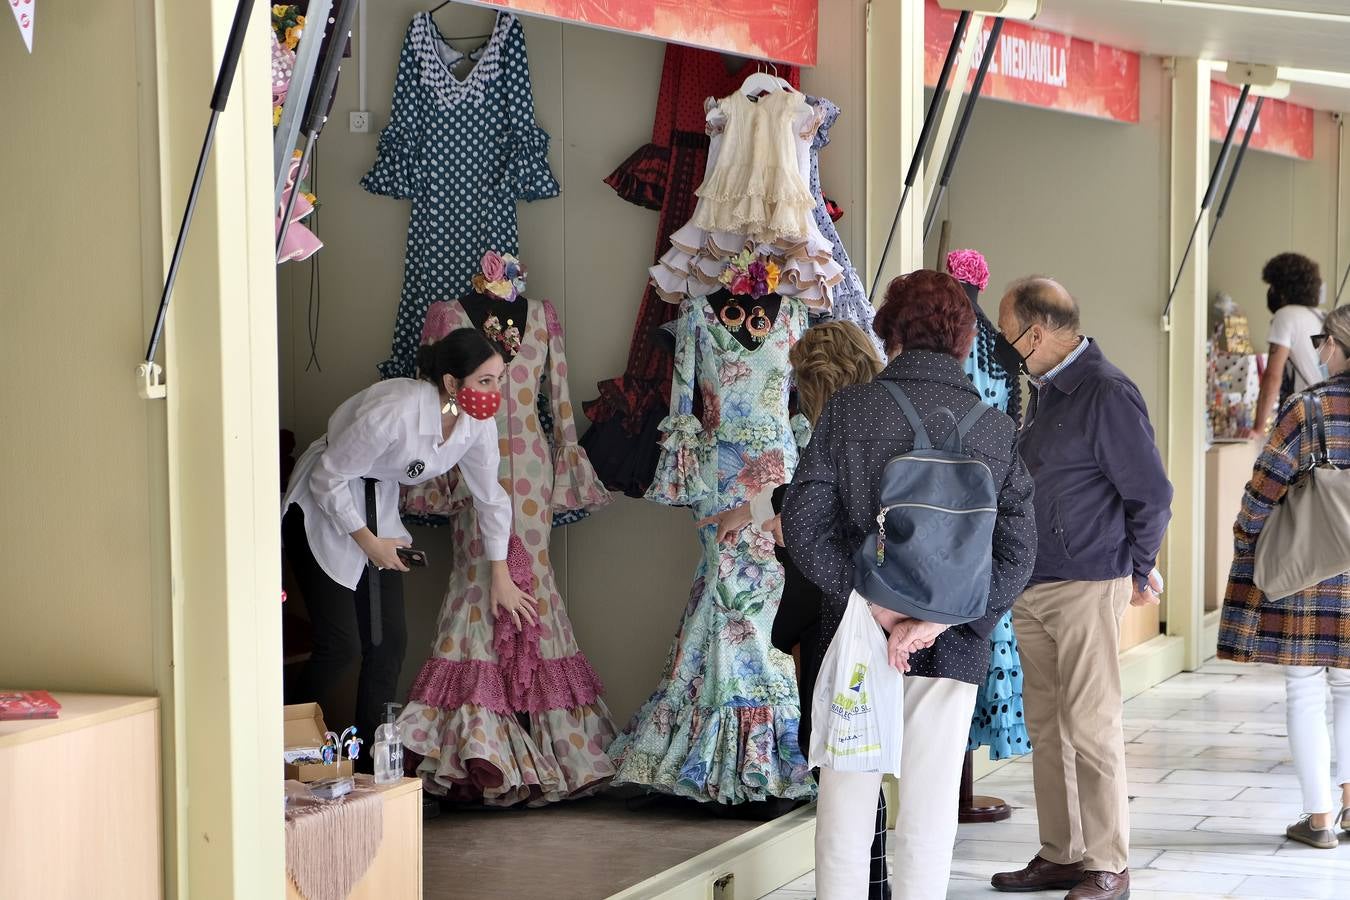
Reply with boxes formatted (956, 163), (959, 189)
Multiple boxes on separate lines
(402, 699), (616, 807)
(499, 126), (561, 202)
(604, 142), (670, 211)
(650, 223), (841, 310)
(408, 652), (604, 716)
(550, 444), (612, 514)
(609, 697), (814, 805)
(967, 723), (1031, 761)
(360, 127), (418, 200)
(691, 171), (818, 246)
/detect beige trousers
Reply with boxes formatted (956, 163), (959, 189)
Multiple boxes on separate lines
(815, 675), (978, 900)
(1013, 577), (1132, 873)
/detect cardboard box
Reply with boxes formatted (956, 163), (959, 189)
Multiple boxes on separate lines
(284, 702), (354, 783)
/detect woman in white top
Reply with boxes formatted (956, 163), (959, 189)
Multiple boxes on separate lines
(1249, 252), (1326, 438)
(282, 328), (536, 751)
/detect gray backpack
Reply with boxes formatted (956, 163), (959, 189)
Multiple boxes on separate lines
(853, 381), (997, 624)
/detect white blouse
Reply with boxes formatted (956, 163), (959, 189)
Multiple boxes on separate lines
(282, 378), (511, 589)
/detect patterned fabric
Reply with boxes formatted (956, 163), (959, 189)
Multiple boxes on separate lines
(1218, 375), (1350, 668)
(961, 306), (1031, 759)
(362, 12), (559, 379)
(782, 352), (1038, 686)
(398, 298), (615, 807)
(580, 47), (801, 497)
(804, 96), (882, 356)
(608, 295), (816, 804)
(870, 791), (892, 900)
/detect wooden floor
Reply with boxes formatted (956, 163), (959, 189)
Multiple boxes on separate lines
(422, 792), (765, 899)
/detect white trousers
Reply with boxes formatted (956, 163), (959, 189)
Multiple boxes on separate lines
(1286, 665), (1350, 814)
(815, 675), (978, 900)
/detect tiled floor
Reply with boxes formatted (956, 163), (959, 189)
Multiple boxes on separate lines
(765, 660), (1348, 899)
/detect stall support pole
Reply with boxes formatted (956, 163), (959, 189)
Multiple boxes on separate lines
(1165, 60), (1211, 672)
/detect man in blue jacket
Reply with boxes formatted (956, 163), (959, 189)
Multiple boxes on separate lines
(990, 278), (1172, 900)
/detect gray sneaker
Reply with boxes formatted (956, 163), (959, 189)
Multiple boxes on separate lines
(1340, 807), (1350, 835)
(1287, 815), (1340, 849)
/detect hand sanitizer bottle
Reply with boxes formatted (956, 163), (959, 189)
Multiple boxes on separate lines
(373, 702), (404, 785)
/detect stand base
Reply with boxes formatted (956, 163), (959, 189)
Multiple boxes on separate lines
(959, 794), (1012, 824)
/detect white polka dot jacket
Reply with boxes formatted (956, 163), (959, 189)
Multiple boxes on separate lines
(782, 351), (1038, 685)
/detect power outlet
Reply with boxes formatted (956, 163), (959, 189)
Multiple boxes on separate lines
(349, 110), (371, 133)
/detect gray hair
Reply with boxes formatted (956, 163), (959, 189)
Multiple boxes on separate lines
(1005, 277), (1081, 333)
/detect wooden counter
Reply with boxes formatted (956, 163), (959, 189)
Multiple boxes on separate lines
(0, 693), (162, 900)
(1205, 441), (1261, 611)
(286, 776), (423, 900)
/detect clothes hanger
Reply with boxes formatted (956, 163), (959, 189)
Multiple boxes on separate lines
(769, 63), (794, 92)
(740, 63), (785, 99)
(429, 0), (493, 41)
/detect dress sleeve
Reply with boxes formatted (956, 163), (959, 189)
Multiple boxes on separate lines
(603, 44), (680, 210)
(645, 299), (712, 506)
(360, 26), (421, 200)
(808, 96), (841, 150)
(541, 300), (611, 514)
(457, 419), (512, 561)
(499, 23), (560, 202)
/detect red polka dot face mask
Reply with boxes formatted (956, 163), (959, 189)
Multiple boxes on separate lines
(457, 385), (502, 420)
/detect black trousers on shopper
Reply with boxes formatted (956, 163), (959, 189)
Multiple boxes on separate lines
(283, 505), (406, 759)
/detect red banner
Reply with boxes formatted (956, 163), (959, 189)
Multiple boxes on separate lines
(467, 0), (817, 66)
(924, 0), (1139, 124)
(1210, 81), (1314, 161)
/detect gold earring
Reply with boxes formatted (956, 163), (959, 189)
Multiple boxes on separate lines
(442, 396), (458, 416)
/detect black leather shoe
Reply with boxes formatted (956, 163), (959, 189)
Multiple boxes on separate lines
(991, 856), (1085, 893)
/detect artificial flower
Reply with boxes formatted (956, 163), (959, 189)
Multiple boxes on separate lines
(747, 260), (768, 281)
(764, 261), (781, 293)
(485, 278), (516, 300)
(284, 25), (302, 50)
(480, 250), (506, 283)
(302, 192), (317, 205)
(273, 106), (283, 127)
(946, 248), (990, 292)
(272, 5), (289, 16)
(472, 273), (488, 294)
(731, 274), (753, 296)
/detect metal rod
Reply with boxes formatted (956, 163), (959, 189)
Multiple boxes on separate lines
(868, 10), (971, 301)
(276, 130), (318, 257)
(1210, 95), (1264, 246)
(1335, 257), (1350, 308)
(924, 17), (1005, 241)
(1164, 83), (1251, 320)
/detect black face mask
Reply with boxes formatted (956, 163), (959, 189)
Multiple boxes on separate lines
(993, 325), (1033, 376)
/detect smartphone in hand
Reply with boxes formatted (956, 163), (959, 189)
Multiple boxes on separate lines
(396, 547), (428, 568)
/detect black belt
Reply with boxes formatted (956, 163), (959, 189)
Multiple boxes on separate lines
(363, 477), (382, 647)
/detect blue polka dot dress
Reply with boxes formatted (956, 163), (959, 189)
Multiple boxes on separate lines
(964, 310), (1032, 760)
(362, 12), (560, 379)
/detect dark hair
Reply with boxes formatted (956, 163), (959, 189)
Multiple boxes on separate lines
(416, 328), (501, 387)
(1262, 252), (1321, 313)
(873, 269), (976, 359)
(1004, 276), (1081, 332)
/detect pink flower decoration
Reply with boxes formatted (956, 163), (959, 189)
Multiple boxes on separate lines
(946, 249), (989, 292)
(481, 251), (506, 283)
(731, 274), (754, 296)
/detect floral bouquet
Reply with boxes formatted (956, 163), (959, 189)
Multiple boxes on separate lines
(472, 250), (528, 300)
(718, 249), (781, 300)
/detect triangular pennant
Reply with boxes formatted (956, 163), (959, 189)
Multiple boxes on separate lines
(9, 0), (34, 52)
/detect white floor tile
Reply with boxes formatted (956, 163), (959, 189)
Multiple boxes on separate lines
(1126, 781), (1246, 801)
(1233, 786), (1309, 806)
(1128, 812), (1208, 830)
(1128, 718), (1240, 734)
(1132, 797), (1303, 819)
(1150, 848), (1350, 878)
(1231, 874), (1346, 898)
(1198, 815), (1299, 837)
(1125, 868), (1246, 894)
(1163, 769), (1300, 789)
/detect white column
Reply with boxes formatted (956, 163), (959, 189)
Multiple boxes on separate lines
(1166, 59), (1211, 672)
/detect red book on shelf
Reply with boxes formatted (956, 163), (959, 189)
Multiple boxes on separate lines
(0, 690), (62, 721)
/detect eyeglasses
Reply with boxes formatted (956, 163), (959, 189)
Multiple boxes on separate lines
(1312, 333), (1349, 354)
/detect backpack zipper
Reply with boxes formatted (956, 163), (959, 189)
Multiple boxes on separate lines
(875, 502), (997, 565)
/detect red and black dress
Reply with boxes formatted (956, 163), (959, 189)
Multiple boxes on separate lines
(580, 46), (800, 497)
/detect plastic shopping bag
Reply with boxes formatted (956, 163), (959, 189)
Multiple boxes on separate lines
(808, 590), (904, 775)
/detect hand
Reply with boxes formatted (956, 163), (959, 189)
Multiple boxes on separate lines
(356, 532), (411, 572)
(1131, 569), (1164, 607)
(887, 619), (948, 672)
(761, 515), (785, 547)
(696, 504), (753, 544)
(1243, 426), (1266, 441)
(490, 568), (538, 630)
(869, 604), (908, 634)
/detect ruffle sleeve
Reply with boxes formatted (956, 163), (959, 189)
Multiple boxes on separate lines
(603, 143), (670, 211)
(499, 123), (561, 202)
(360, 29), (421, 200)
(807, 96), (841, 151)
(541, 300), (611, 514)
(646, 302), (715, 507)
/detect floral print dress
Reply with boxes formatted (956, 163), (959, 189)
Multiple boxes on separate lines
(398, 297), (615, 807)
(609, 294), (816, 804)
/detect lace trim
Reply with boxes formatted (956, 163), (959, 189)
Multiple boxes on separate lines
(411, 10), (512, 109)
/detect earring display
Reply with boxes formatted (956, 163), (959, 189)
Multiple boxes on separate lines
(746, 306), (772, 343)
(719, 299), (747, 332)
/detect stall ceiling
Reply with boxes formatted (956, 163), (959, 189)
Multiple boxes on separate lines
(1037, 0), (1350, 111)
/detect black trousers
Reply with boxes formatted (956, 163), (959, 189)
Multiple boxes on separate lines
(283, 505), (407, 756)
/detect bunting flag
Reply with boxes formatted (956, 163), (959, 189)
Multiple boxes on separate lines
(10, 0), (34, 52)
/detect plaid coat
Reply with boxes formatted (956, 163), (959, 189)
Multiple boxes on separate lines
(1218, 374), (1350, 667)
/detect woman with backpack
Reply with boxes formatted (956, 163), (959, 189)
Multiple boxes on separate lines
(782, 270), (1038, 899)
(1219, 305), (1350, 849)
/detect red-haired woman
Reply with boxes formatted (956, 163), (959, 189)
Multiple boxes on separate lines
(783, 270), (1037, 899)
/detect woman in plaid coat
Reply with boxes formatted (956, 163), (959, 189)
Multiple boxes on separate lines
(1218, 305), (1350, 850)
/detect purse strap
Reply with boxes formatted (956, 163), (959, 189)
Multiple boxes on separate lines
(1300, 392), (1331, 471)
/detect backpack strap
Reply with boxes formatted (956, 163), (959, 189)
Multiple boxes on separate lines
(949, 400), (992, 452)
(880, 380), (932, 450)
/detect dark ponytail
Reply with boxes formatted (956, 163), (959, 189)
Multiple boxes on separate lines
(416, 328), (501, 388)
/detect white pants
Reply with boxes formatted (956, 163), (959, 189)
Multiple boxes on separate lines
(815, 675), (978, 900)
(1286, 665), (1350, 814)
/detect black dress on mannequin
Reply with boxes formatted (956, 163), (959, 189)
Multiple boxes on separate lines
(458, 290), (528, 360)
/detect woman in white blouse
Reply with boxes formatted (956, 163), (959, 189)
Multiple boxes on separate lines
(282, 328), (535, 749)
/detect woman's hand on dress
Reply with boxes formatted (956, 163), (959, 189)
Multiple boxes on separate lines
(490, 567), (538, 630)
(696, 504), (752, 544)
(761, 515), (785, 547)
(354, 531), (411, 573)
